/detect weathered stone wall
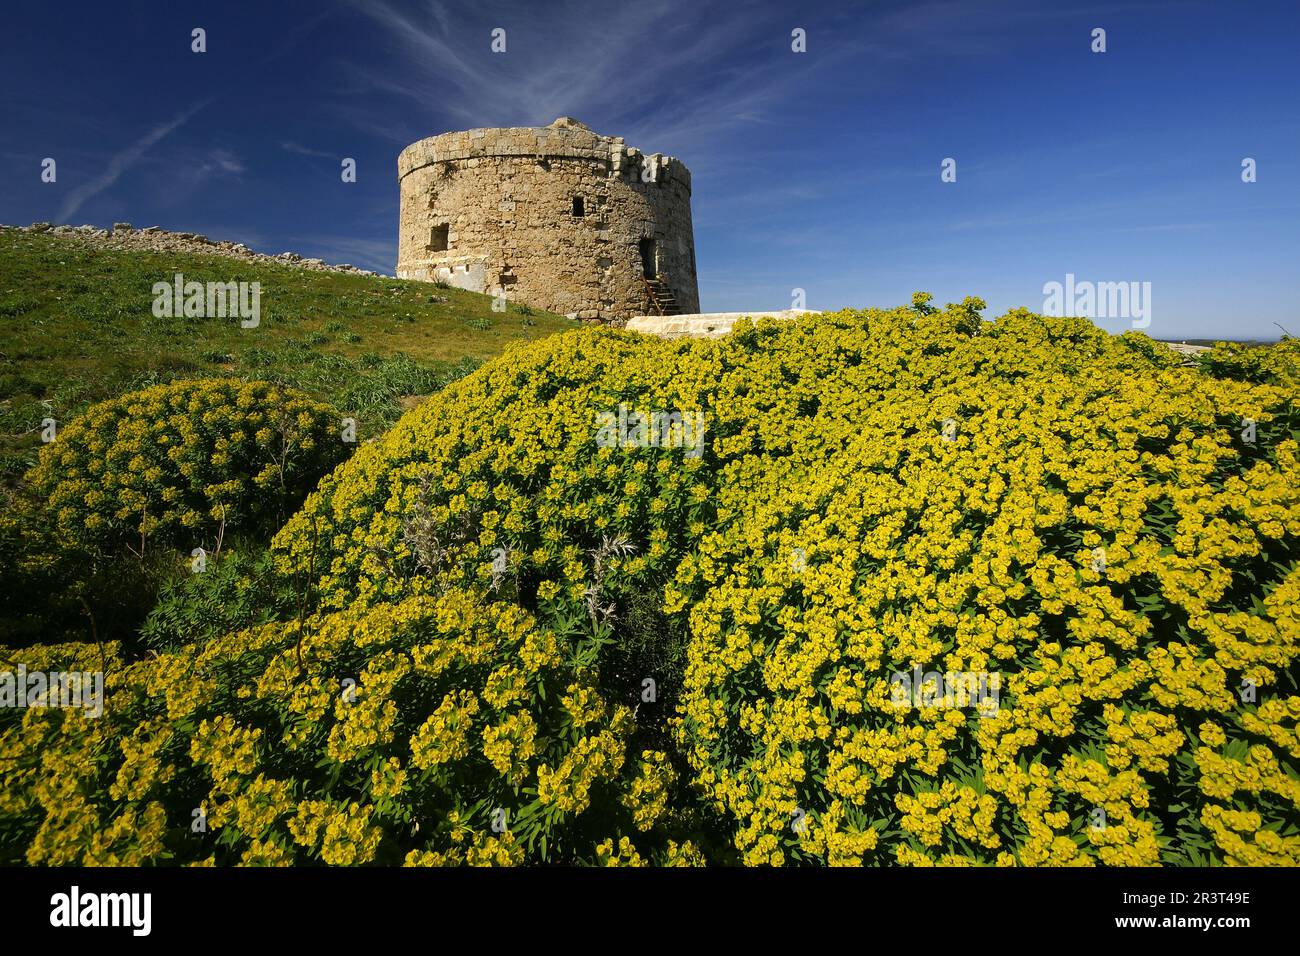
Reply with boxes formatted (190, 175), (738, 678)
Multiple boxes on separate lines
(626, 309), (816, 338)
(5, 222), (380, 275)
(396, 117), (699, 321)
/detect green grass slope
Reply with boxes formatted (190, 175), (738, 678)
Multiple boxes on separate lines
(0, 229), (575, 479)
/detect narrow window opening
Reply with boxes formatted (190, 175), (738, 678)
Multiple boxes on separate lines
(572, 196), (585, 217)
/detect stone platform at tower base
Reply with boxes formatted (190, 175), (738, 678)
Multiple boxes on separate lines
(625, 309), (816, 338)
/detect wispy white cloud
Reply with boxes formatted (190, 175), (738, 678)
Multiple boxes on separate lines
(348, 0), (680, 126)
(281, 140), (335, 159)
(57, 99), (213, 221)
(1117, 222), (1212, 233)
(199, 149), (245, 177)
(49, 10), (343, 225)
(343, 0), (846, 161)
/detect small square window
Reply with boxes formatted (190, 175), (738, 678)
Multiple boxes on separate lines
(572, 196), (585, 217)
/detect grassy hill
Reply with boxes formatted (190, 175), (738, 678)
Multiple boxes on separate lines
(0, 228), (575, 480)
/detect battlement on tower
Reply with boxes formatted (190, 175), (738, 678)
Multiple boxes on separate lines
(396, 118), (691, 193)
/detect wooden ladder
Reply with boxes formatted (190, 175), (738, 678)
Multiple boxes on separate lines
(643, 275), (680, 316)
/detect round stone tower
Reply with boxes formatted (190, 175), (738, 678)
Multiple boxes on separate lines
(396, 117), (699, 322)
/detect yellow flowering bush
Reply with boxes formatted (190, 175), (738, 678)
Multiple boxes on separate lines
(665, 302), (1300, 865)
(272, 298), (1298, 865)
(271, 330), (715, 614)
(28, 378), (348, 554)
(1199, 337), (1300, 389)
(0, 589), (687, 865)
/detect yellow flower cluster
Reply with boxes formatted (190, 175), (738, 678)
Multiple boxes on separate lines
(0, 588), (677, 865)
(896, 783), (1001, 850)
(29, 378), (346, 554)
(594, 835), (646, 866)
(535, 717), (631, 814)
(622, 750), (677, 832)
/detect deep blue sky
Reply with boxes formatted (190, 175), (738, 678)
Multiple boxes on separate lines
(2, 0), (1297, 339)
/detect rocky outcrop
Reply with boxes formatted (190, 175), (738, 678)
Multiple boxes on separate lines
(4, 222), (385, 277)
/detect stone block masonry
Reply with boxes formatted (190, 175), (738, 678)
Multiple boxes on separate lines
(396, 117), (699, 323)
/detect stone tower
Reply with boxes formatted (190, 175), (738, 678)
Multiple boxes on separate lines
(396, 117), (699, 322)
